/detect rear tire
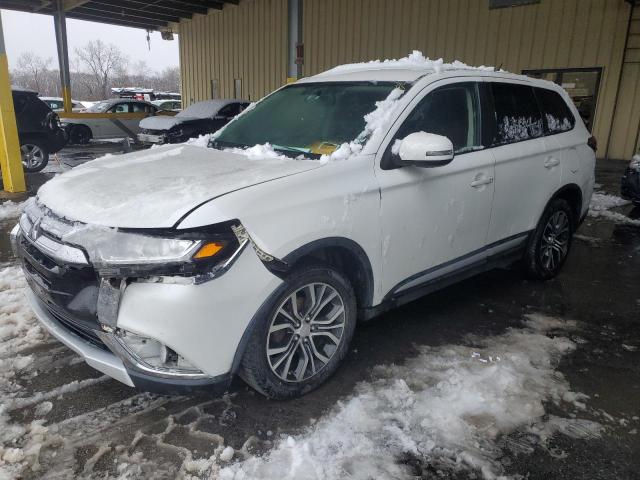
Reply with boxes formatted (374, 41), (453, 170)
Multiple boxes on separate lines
(240, 264), (357, 399)
(20, 140), (49, 173)
(69, 124), (92, 145)
(523, 198), (574, 280)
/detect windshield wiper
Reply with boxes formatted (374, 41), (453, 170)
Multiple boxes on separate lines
(272, 144), (310, 154)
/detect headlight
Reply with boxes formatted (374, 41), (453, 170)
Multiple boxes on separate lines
(630, 155), (640, 171)
(60, 221), (239, 278)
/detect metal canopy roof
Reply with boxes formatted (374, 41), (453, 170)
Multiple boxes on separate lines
(0, 0), (237, 30)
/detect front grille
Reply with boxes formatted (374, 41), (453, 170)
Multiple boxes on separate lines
(19, 231), (103, 338)
(45, 303), (109, 351)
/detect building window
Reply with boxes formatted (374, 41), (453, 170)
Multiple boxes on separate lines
(489, 0), (540, 8)
(523, 67), (602, 132)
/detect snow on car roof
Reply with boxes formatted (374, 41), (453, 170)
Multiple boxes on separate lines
(177, 99), (244, 118)
(301, 50), (529, 83)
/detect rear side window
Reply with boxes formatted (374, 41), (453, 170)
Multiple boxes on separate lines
(535, 87), (575, 134)
(491, 83), (543, 145)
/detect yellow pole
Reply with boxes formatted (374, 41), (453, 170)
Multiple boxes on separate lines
(0, 11), (26, 193)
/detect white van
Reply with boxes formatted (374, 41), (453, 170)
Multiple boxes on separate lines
(13, 56), (595, 398)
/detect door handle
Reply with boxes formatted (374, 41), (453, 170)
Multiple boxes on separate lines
(544, 157), (560, 169)
(470, 176), (494, 188)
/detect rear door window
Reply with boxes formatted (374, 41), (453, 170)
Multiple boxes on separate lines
(395, 82), (482, 154)
(490, 82), (544, 145)
(534, 87), (575, 134)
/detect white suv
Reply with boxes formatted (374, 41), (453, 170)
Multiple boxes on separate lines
(12, 57), (595, 398)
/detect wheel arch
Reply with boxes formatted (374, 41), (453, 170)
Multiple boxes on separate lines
(281, 237), (375, 311)
(230, 237), (375, 375)
(549, 183), (583, 228)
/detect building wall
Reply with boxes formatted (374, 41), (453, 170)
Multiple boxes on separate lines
(611, 2), (640, 159)
(179, 0), (637, 159)
(179, 0), (288, 104)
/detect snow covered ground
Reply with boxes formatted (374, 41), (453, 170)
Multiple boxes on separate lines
(588, 192), (640, 226)
(0, 263), (620, 480)
(0, 201), (24, 223)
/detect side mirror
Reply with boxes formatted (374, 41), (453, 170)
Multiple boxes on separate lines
(395, 132), (454, 168)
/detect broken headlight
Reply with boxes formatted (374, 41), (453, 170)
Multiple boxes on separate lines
(62, 221), (241, 278)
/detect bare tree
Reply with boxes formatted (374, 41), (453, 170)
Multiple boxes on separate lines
(74, 40), (126, 99)
(14, 52), (53, 93)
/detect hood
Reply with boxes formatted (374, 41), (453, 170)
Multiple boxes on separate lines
(37, 144), (323, 228)
(139, 115), (198, 131)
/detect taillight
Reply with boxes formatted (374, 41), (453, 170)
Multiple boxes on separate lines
(587, 136), (597, 152)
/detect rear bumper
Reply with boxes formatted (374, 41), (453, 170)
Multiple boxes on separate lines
(621, 167), (640, 202)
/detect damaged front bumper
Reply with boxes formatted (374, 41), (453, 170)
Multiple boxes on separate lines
(12, 207), (283, 393)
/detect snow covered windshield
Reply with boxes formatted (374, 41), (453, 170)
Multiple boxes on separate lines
(212, 82), (398, 157)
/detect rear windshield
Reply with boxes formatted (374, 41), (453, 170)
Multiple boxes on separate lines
(213, 82), (398, 157)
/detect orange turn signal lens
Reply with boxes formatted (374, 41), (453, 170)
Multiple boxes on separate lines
(193, 242), (225, 260)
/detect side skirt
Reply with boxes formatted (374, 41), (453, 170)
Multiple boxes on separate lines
(359, 235), (529, 321)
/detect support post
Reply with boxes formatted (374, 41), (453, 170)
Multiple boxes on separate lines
(54, 0), (72, 113)
(0, 11), (26, 193)
(287, 0), (303, 81)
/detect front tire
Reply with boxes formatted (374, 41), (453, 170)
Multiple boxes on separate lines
(524, 198), (574, 280)
(20, 140), (49, 173)
(240, 264), (357, 399)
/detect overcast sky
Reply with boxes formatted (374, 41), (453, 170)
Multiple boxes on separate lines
(1, 9), (179, 72)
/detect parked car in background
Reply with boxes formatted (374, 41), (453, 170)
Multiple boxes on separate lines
(138, 99), (248, 145)
(39, 96), (86, 112)
(13, 60), (595, 398)
(152, 99), (182, 112)
(621, 155), (640, 206)
(63, 98), (158, 144)
(11, 87), (67, 172)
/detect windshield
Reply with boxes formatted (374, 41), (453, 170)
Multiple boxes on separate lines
(86, 101), (111, 113)
(213, 82), (397, 157)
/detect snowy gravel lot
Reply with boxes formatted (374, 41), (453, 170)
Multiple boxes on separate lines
(0, 155), (639, 479)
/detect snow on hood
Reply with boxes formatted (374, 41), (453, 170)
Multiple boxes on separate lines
(36, 144), (322, 228)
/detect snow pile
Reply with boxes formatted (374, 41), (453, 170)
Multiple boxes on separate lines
(0, 266), (43, 362)
(0, 201), (24, 223)
(322, 87), (406, 162)
(219, 314), (600, 480)
(320, 50), (495, 76)
(0, 265), (48, 478)
(222, 143), (290, 161)
(588, 192), (640, 226)
(186, 133), (214, 148)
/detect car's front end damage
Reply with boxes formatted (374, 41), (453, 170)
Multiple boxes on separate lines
(621, 156), (640, 206)
(12, 199), (283, 393)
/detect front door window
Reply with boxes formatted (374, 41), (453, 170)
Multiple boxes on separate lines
(523, 67), (602, 132)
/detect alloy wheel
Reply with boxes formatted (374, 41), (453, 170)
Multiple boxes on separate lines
(21, 144), (46, 170)
(266, 282), (346, 383)
(539, 210), (570, 271)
